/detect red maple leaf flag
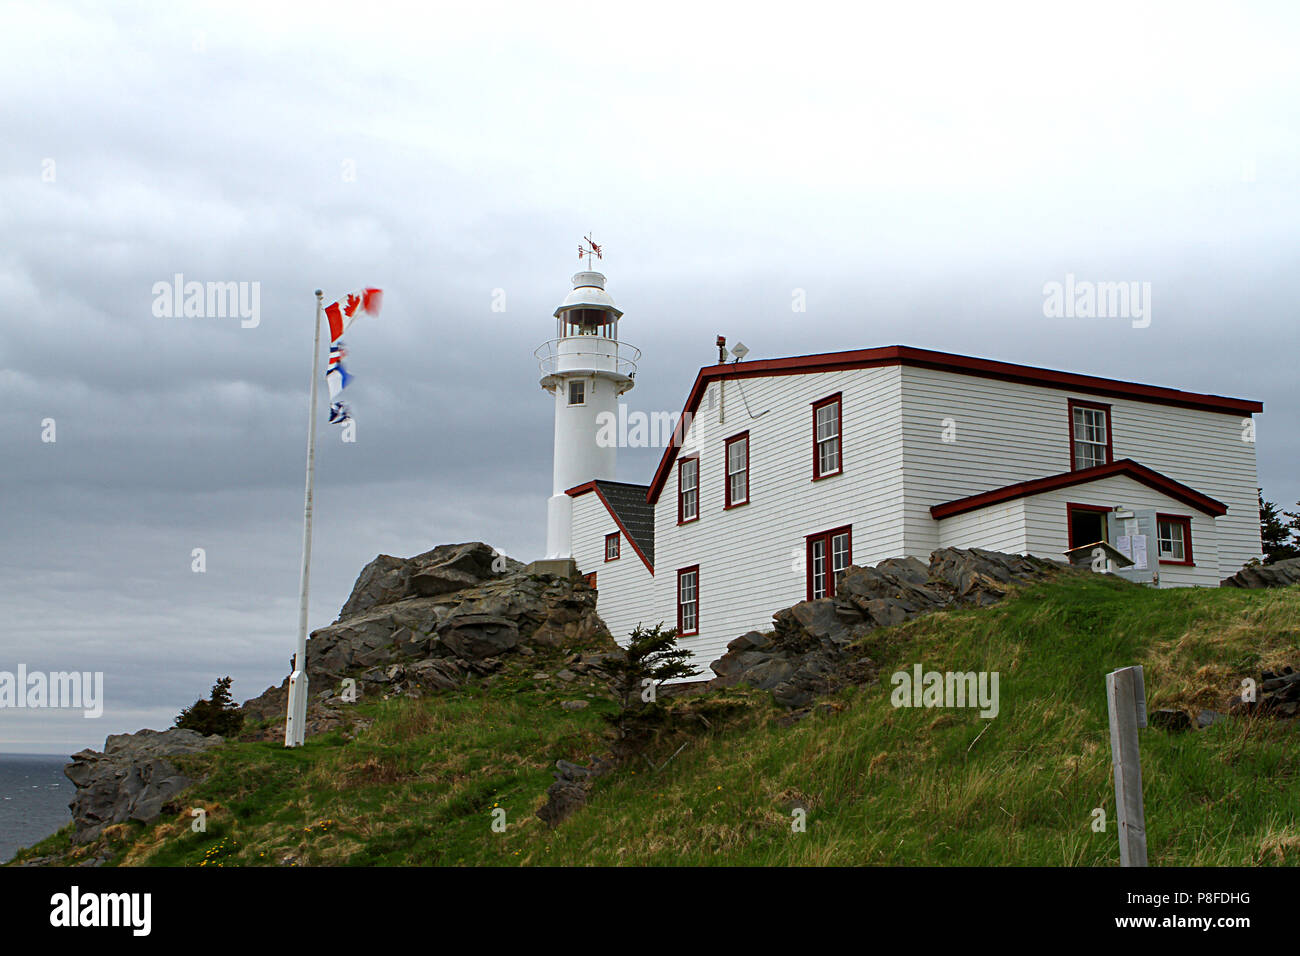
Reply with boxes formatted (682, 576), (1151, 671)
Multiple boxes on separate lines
(324, 287), (382, 343)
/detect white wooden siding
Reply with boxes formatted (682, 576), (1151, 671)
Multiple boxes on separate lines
(899, 366), (1258, 578)
(651, 366), (905, 670)
(580, 359), (1258, 675)
(1018, 474), (1221, 588)
(569, 493), (655, 646)
(936, 498), (1025, 552)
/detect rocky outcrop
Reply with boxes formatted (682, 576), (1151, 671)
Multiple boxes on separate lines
(64, 728), (224, 844)
(239, 542), (610, 737)
(710, 548), (1071, 710)
(338, 542), (522, 618)
(536, 756), (615, 828)
(1229, 665), (1300, 718)
(52, 542), (610, 849)
(1220, 558), (1300, 589)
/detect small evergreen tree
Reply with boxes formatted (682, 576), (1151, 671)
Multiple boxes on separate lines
(1259, 491), (1300, 563)
(1284, 500), (1300, 559)
(175, 676), (244, 737)
(599, 623), (698, 741)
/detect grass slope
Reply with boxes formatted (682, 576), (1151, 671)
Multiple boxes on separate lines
(13, 575), (1300, 867)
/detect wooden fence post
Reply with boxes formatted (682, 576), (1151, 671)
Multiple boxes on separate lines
(1106, 664), (1148, 866)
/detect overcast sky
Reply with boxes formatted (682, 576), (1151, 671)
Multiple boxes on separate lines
(2, 1), (1296, 754)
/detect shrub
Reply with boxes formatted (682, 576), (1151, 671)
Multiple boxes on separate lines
(598, 623), (698, 741)
(175, 676), (245, 737)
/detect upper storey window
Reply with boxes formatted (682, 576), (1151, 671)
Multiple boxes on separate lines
(678, 456), (699, 524)
(725, 432), (749, 508)
(1069, 399), (1111, 470)
(568, 380), (586, 406)
(812, 393), (842, 479)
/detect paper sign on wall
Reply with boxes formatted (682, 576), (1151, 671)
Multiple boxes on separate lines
(1130, 534), (1148, 570)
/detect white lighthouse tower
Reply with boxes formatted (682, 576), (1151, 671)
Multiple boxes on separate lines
(534, 257), (639, 560)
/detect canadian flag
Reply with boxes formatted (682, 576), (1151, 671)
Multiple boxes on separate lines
(325, 288), (382, 343)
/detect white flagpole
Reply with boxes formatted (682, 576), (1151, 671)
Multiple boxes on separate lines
(285, 289), (325, 747)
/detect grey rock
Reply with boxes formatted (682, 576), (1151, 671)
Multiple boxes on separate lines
(410, 568), (484, 597)
(1230, 663), (1300, 719)
(1220, 557), (1300, 589)
(1196, 709), (1225, 729)
(537, 756), (614, 828)
(1150, 709), (1193, 732)
(726, 631), (772, 653)
(64, 728), (224, 844)
(237, 541), (615, 739)
(709, 548), (1070, 710)
(338, 542), (520, 618)
(406, 659), (463, 691)
(438, 613), (521, 659)
(560, 700), (589, 711)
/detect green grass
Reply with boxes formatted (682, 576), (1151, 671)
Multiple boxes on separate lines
(15, 576), (1300, 866)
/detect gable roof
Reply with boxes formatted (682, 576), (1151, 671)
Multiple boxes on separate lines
(566, 480), (655, 572)
(929, 458), (1229, 519)
(646, 345), (1263, 504)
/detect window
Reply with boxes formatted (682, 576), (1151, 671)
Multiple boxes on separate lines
(677, 566), (699, 635)
(1156, 514), (1193, 565)
(1069, 399), (1111, 470)
(604, 532), (620, 562)
(1066, 503), (1111, 551)
(806, 526), (852, 600)
(724, 431), (749, 508)
(678, 456), (699, 524)
(568, 380), (586, 406)
(812, 393), (842, 479)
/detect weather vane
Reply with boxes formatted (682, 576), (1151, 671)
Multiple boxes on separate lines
(577, 233), (603, 264)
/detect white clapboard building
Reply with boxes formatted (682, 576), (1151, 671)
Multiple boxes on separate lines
(535, 269), (1264, 668)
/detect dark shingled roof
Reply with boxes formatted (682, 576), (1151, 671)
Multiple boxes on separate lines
(593, 480), (655, 568)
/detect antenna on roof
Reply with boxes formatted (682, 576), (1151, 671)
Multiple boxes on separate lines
(730, 341), (749, 362)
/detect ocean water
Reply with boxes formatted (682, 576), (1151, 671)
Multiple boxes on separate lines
(0, 754), (74, 862)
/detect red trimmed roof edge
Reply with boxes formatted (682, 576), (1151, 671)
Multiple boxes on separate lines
(565, 481), (654, 574)
(646, 345), (1263, 505)
(929, 459), (1229, 519)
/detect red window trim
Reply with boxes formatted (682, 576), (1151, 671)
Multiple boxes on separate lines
(812, 392), (843, 481)
(1156, 513), (1195, 566)
(724, 430), (750, 509)
(1065, 502), (1112, 551)
(676, 565), (700, 636)
(805, 525), (852, 601)
(677, 455), (700, 525)
(604, 531), (620, 562)
(1067, 399), (1112, 472)
(646, 346), (1262, 507)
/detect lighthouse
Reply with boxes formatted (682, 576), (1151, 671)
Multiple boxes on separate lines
(535, 264), (639, 560)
